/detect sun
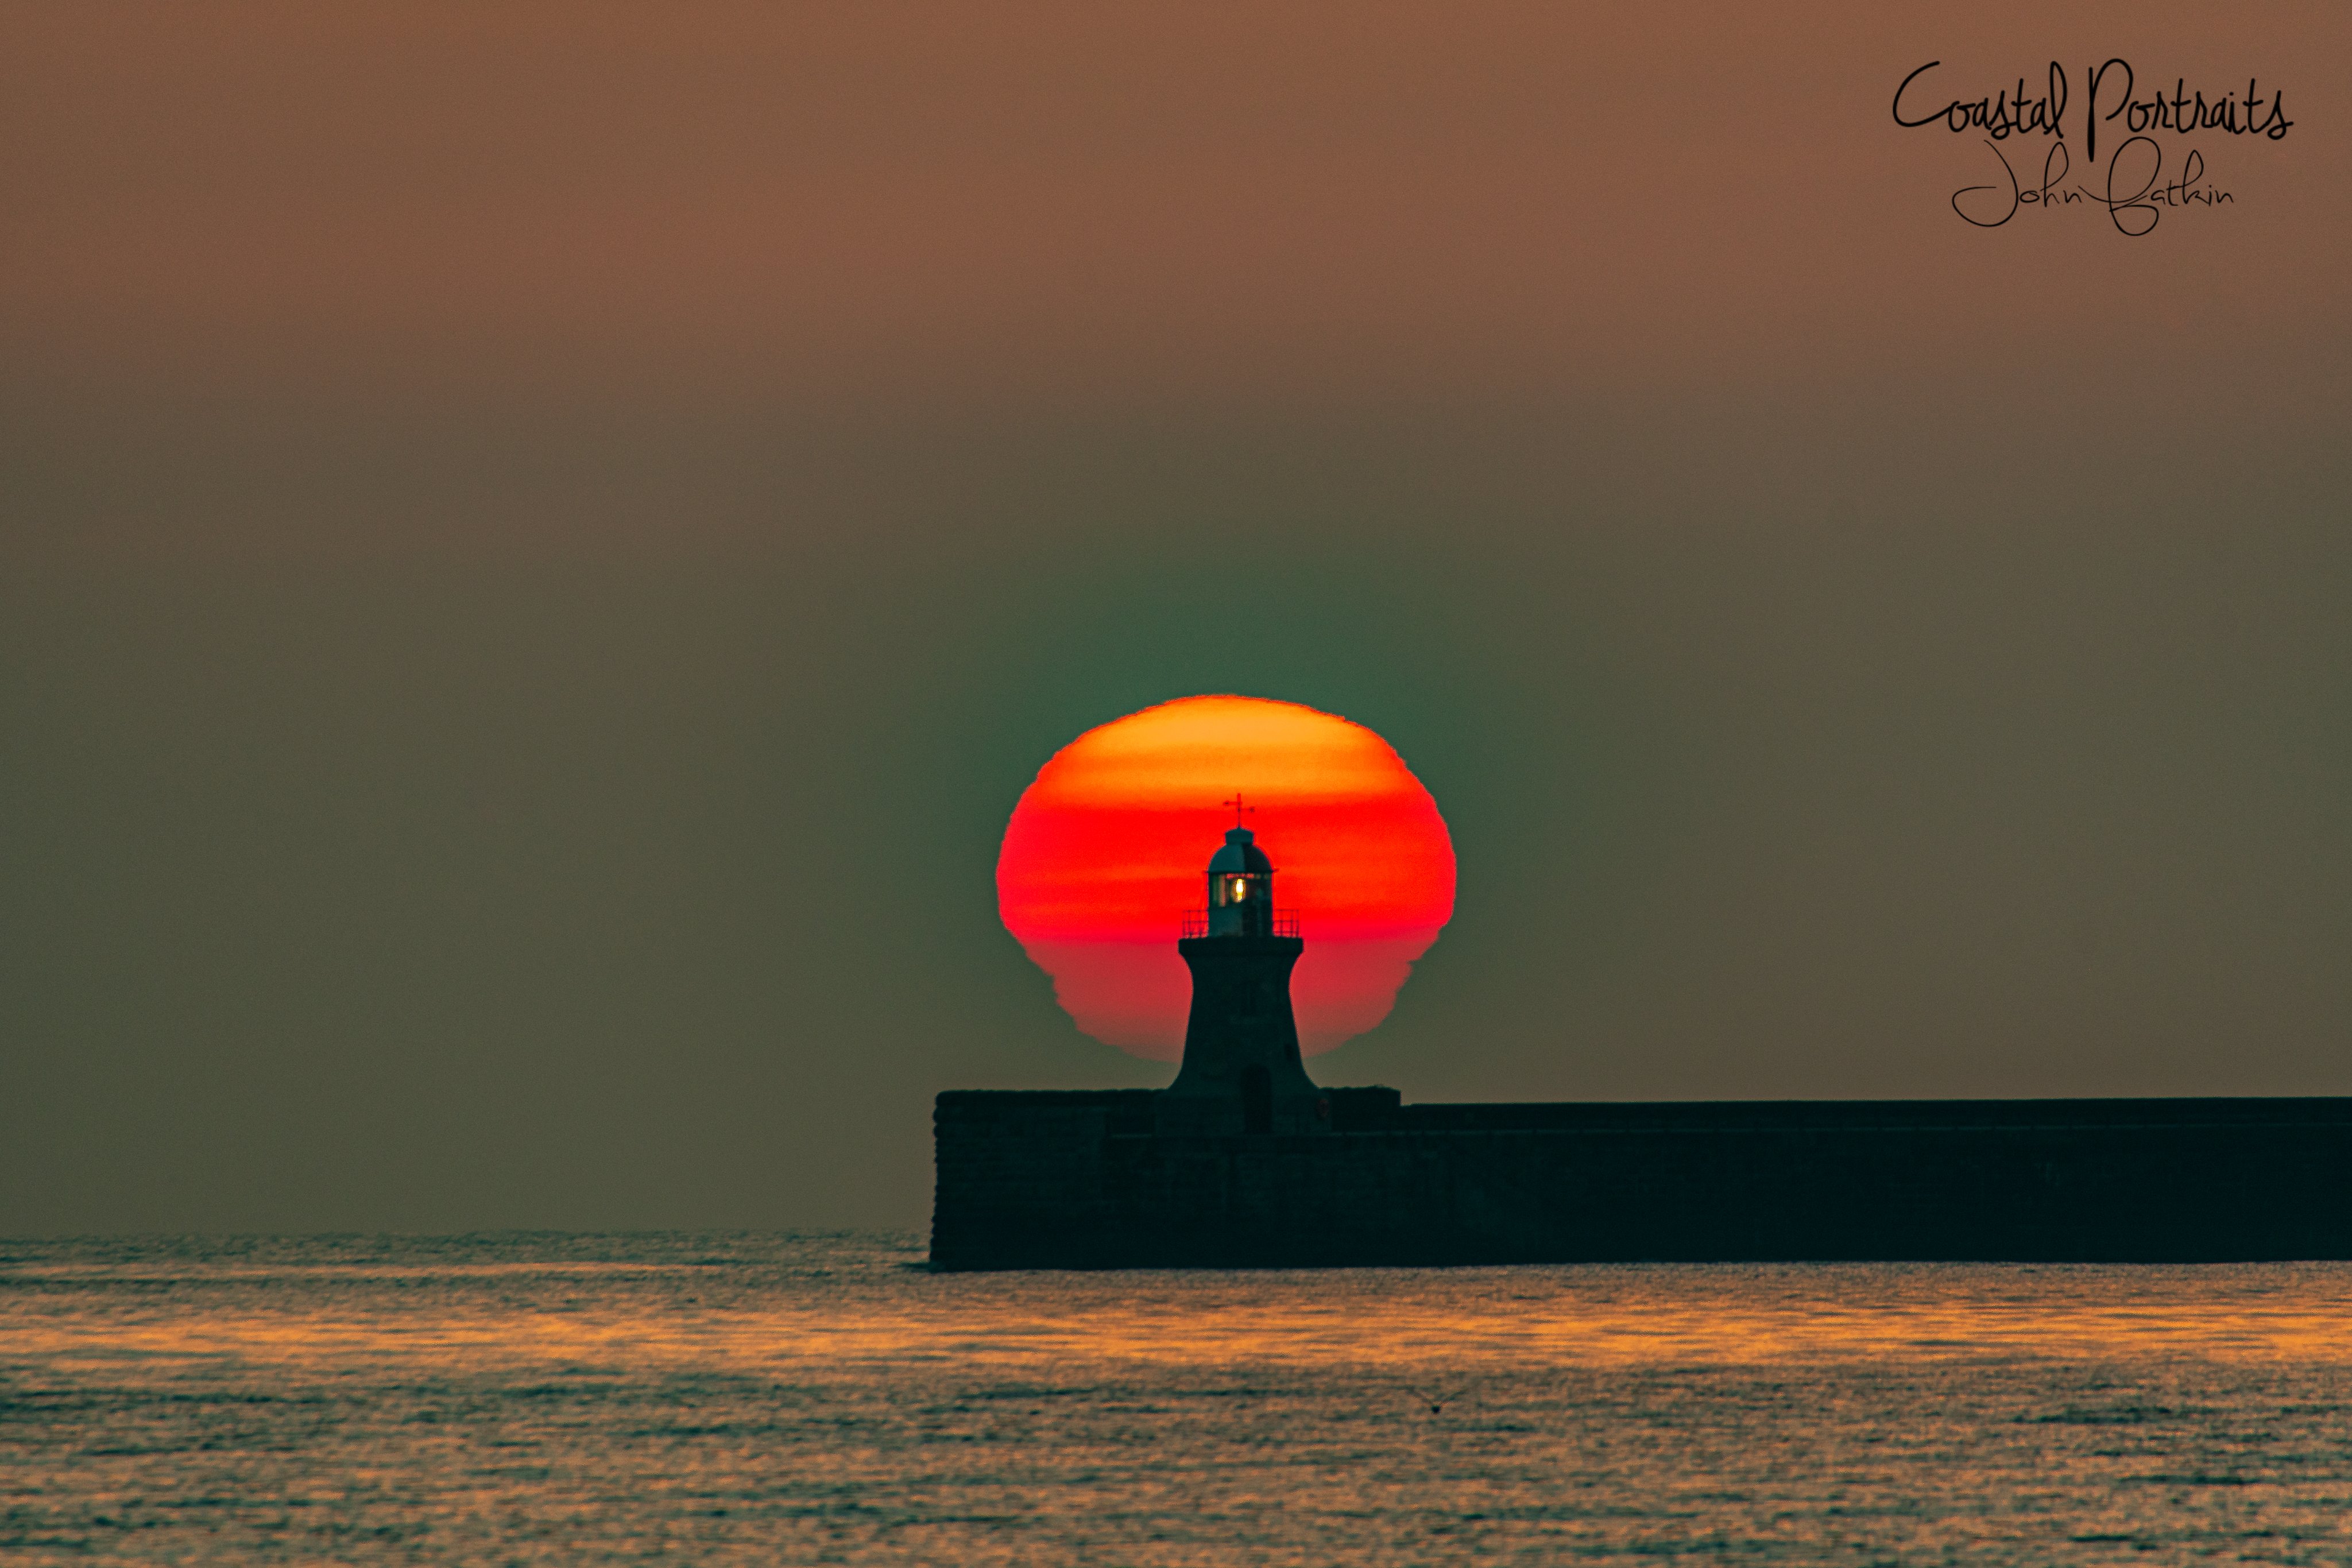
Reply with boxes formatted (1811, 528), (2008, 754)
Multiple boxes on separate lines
(997, 695), (1455, 1058)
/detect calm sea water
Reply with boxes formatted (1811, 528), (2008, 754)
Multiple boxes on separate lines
(5, 1234), (2351, 1564)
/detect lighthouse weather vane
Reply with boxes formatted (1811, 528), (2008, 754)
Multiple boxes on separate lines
(1223, 792), (1255, 828)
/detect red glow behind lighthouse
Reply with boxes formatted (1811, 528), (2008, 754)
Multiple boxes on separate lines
(997, 695), (1456, 1059)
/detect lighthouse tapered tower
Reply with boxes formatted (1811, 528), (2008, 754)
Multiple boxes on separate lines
(1159, 818), (1327, 1135)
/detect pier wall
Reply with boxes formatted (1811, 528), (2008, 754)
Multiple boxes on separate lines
(930, 1091), (2352, 1269)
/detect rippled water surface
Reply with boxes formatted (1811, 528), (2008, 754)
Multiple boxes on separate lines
(6, 1234), (2352, 1563)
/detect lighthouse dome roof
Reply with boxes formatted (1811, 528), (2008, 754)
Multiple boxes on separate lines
(1208, 827), (1274, 874)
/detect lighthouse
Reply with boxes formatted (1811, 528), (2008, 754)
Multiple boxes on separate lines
(1159, 810), (1328, 1136)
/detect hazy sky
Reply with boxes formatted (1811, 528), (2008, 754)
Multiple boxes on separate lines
(5, 2), (2349, 1233)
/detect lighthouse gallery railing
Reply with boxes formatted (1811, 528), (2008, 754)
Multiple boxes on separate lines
(1180, 909), (1301, 939)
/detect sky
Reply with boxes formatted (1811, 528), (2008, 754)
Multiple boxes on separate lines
(4, 2), (2349, 1233)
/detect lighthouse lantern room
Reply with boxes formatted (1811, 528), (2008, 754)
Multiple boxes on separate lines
(1205, 828), (1276, 936)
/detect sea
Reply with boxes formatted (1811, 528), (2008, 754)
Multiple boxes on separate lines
(4, 1233), (2350, 1565)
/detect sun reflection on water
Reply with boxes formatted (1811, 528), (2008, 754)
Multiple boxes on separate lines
(15, 1250), (2352, 1373)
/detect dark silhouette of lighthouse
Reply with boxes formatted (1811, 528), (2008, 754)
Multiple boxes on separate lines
(1159, 796), (1328, 1136)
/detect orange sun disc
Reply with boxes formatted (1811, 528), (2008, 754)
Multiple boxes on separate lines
(996, 694), (1456, 1059)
